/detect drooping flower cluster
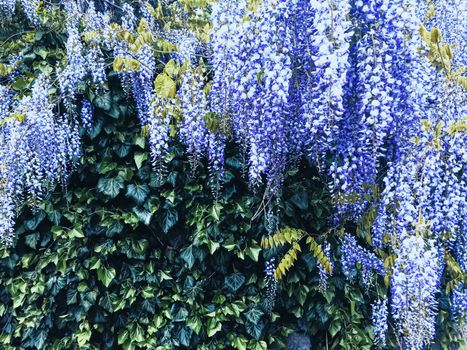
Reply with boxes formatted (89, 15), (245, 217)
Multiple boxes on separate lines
(80, 99), (93, 130)
(58, 3), (108, 111)
(0, 0), (466, 347)
(391, 236), (441, 350)
(341, 233), (385, 286)
(209, 0), (353, 196)
(19, 0), (40, 25)
(318, 243), (332, 293)
(0, 77), (80, 244)
(372, 296), (388, 347)
(0, 0), (39, 24)
(0, 0), (15, 19)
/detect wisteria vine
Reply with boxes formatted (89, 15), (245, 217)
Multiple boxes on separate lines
(0, 0), (466, 348)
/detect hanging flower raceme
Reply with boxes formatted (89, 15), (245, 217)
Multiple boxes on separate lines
(341, 233), (385, 286)
(212, 0), (295, 196)
(0, 77), (80, 244)
(391, 235), (441, 349)
(0, 0), (15, 19)
(208, 0), (247, 133)
(19, 0), (40, 25)
(148, 96), (175, 177)
(318, 242), (332, 293)
(372, 296), (388, 347)
(58, 18), (87, 110)
(80, 99), (93, 130)
(305, 0), (352, 160)
(178, 67), (209, 169)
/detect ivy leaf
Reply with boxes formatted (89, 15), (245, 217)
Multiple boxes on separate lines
(245, 308), (263, 324)
(207, 319), (222, 337)
(99, 293), (115, 312)
(178, 326), (192, 347)
(24, 233), (39, 249)
(118, 330), (129, 345)
(245, 246), (261, 262)
(232, 335), (248, 350)
(126, 184), (149, 204)
(25, 211), (46, 231)
(186, 316), (202, 335)
(181, 246), (195, 268)
(224, 272), (245, 293)
(329, 320), (341, 337)
(134, 152), (148, 169)
(97, 176), (125, 198)
(132, 207), (152, 225)
(66, 289), (78, 305)
(245, 321), (264, 340)
(211, 202), (222, 221)
(12, 77), (30, 90)
(97, 266), (116, 287)
(173, 307), (189, 322)
(94, 93), (112, 111)
(160, 208), (178, 233)
(290, 192), (308, 210)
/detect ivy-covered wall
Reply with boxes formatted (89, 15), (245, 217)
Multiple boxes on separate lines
(0, 79), (463, 350)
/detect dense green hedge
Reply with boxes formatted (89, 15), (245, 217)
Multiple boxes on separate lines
(0, 78), (463, 350)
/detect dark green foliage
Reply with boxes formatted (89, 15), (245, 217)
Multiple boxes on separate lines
(0, 79), (463, 350)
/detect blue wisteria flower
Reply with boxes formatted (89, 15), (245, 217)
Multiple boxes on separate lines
(0, 76), (80, 244)
(341, 233), (385, 286)
(372, 296), (388, 347)
(391, 235), (441, 349)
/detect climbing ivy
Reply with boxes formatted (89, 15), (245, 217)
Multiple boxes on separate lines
(0, 75), (462, 350)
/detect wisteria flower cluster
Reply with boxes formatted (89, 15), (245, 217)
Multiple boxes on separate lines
(391, 236), (441, 349)
(0, 0), (466, 348)
(341, 233), (385, 287)
(0, 77), (80, 244)
(372, 296), (388, 347)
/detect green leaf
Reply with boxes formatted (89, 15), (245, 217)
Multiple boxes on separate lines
(160, 208), (178, 233)
(132, 207), (152, 225)
(329, 320), (341, 337)
(126, 184), (149, 204)
(245, 321), (264, 340)
(245, 246), (261, 262)
(68, 228), (85, 238)
(24, 233), (39, 249)
(224, 273), (245, 293)
(207, 240), (220, 254)
(211, 202), (222, 221)
(134, 135), (146, 149)
(132, 323), (145, 342)
(207, 319), (222, 337)
(186, 316), (202, 335)
(99, 160), (118, 174)
(97, 176), (125, 198)
(244, 308), (263, 324)
(134, 152), (148, 169)
(99, 293), (115, 312)
(232, 335), (248, 350)
(118, 330), (129, 345)
(154, 73), (176, 99)
(181, 246), (195, 268)
(12, 77), (30, 90)
(178, 326), (192, 347)
(164, 59), (179, 78)
(290, 192), (308, 210)
(173, 307), (189, 322)
(97, 266), (116, 287)
(94, 93), (112, 111)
